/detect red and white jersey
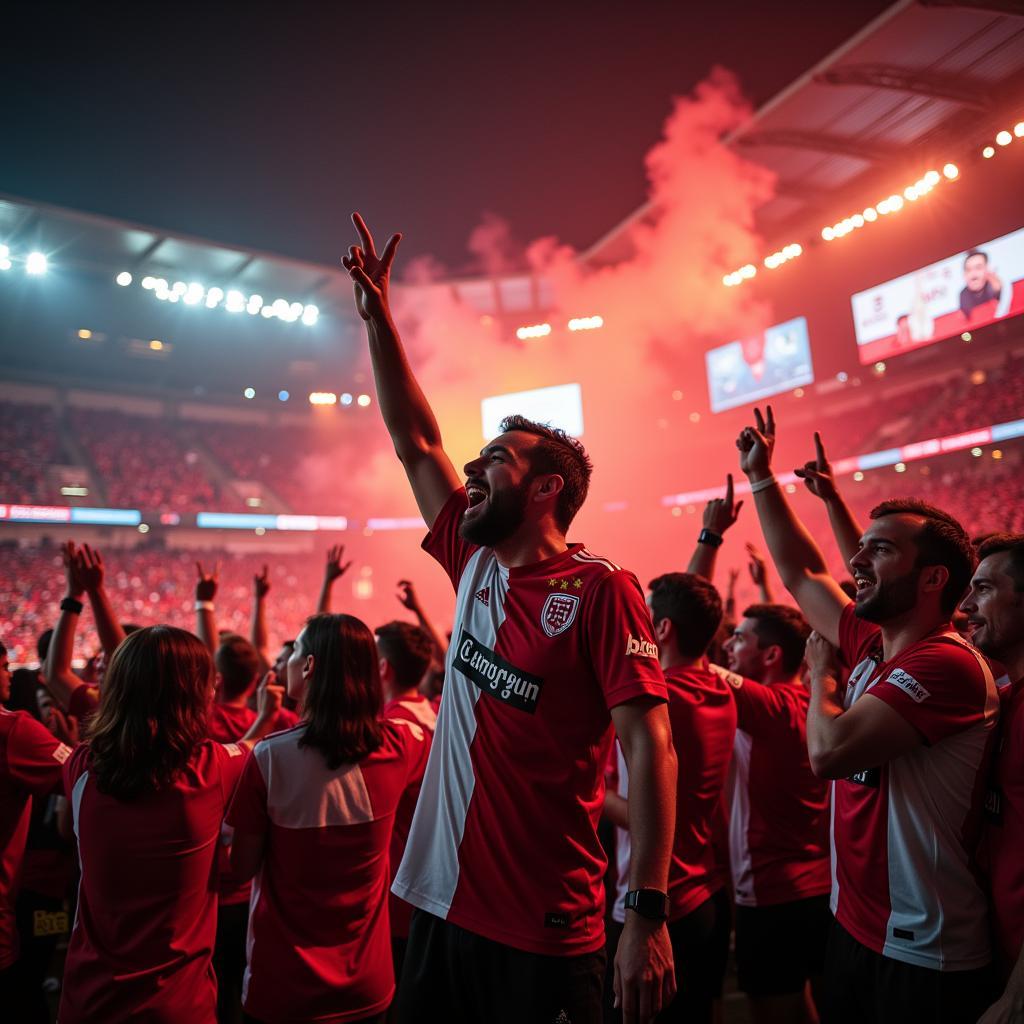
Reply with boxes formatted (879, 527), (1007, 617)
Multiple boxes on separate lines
(710, 666), (831, 908)
(833, 604), (998, 970)
(986, 677), (1024, 979)
(393, 488), (667, 956)
(613, 665), (736, 924)
(207, 702), (298, 907)
(227, 720), (430, 1024)
(61, 740), (248, 1024)
(0, 709), (70, 969)
(383, 695), (437, 939)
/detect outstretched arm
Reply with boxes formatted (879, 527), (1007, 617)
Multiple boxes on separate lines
(43, 542), (90, 711)
(737, 407), (849, 645)
(746, 542), (775, 604)
(317, 545), (352, 615)
(794, 431), (864, 569)
(250, 565), (271, 672)
(195, 562), (219, 656)
(77, 543), (126, 660)
(685, 474), (743, 581)
(397, 580), (449, 660)
(343, 213), (461, 528)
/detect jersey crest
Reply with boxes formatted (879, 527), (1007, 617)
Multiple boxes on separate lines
(541, 592), (580, 638)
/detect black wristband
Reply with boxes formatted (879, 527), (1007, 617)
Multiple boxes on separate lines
(697, 528), (723, 548)
(624, 888), (669, 921)
(60, 596), (84, 614)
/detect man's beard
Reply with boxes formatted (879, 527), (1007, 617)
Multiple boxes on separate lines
(459, 482), (530, 547)
(854, 568), (920, 624)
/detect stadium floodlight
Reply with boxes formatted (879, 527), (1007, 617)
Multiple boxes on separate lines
(246, 294), (264, 314)
(923, 170), (940, 187)
(183, 282), (205, 306)
(340, 392), (353, 406)
(942, 163), (959, 179)
(225, 289), (245, 313)
(567, 315), (604, 330)
(309, 391), (337, 405)
(301, 304), (319, 325)
(172, 280), (187, 295)
(260, 306), (274, 318)
(0, 258), (10, 271)
(26, 252), (47, 275)
(141, 276), (156, 289)
(272, 298), (290, 318)
(243, 387), (256, 399)
(515, 323), (552, 341)
(863, 207), (878, 222)
(278, 390), (290, 402)
(821, 226), (835, 241)
(116, 271), (132, 286)
(982, 145), (995, 158)
(996, 130), (1012, 147)
(0, 244), (8, 259)
(357, 394), (372, 407)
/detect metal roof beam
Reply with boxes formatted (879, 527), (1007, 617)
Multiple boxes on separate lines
(131, 235), (166, 268)
(918, 0), (1024, 15)
(736, 131), (893, 162)
(815, 64), (992, 109)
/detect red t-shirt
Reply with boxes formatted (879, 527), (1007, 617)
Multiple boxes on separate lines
(986, 677), (1024, 980)
(393, 488), (668, 956)
(834, 604), (998, 970)
(227, 720), (430, 1023)
(60, 740), (248, 1024)
(382, 696), (437, 939)
(207, 702), (298, 906)
(710, 666), (831, 907)
(613, 665), (736, 923)
(0, 709), (71, 968)
(68, 683), (99, 722)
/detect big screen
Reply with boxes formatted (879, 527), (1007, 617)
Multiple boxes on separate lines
(705, 316), (814, 414)
(851, 226), (1024, 364)
(480, 382), (584, 439)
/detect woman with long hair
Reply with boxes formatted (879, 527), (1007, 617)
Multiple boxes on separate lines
(60, 625), (282, 1024)
(228, 613), (431, 1024)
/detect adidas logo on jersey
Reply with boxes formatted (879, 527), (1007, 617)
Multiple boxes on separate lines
(625, 634), (658, 659)
(475, 586), (490, 606)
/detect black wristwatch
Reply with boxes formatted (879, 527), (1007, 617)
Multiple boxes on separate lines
(60, 596), (84, 614)
(623, 888), (669, 921)
(697, 528), (723, 548)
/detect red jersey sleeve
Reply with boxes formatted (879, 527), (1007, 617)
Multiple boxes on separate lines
(4, 713), (72, 796)
(869, 638), (992, 745)
(215, 742), (250, 804)
(274, 708), (299, 732)
(67, 684), (100, 722)
(63, 743), (90, 802)
(710, 665), (807, 738)
(838, 602), (881, 667)
(583, 570), (668, 710)
(390, 719), (432, 786)
(225, 748), (269, 837)
(422, 488), (479, 590)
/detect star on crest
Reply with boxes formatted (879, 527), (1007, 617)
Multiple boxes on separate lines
(573, 577), (583, 589)
(548, 578), (560, 587)
(559, 580), (569, 591)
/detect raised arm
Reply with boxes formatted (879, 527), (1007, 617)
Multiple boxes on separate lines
(397, 580), (449, 660)
(685, 474), (743, 581)
(794, 431), (864, 568)
(611, 698), (677, 1024)
(43, 542), (90, 711)
(195, 561), (219, 656)
(343, 213), (461, 528)
(746, 542), (775, 604)
(316, 545), (352, 615)
(737, 407), (850, 645)
(250, 565), (271, 672)
(76, 543), (126, 660)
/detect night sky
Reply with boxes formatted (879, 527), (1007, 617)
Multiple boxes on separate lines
(3, 1), (893, 271)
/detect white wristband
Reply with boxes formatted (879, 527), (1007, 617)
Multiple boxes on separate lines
(749, 476), (778, 494)
(194, 600), (215, 611)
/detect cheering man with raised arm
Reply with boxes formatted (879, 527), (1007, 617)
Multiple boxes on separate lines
(736, 406), (999, 1024)
(343, 214), (676, 1024)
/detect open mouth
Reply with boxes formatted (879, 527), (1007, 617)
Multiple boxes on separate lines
(464, 482), (489, 516)
(853, 573), (875, 596)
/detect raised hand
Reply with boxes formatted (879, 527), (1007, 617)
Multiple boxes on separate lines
(75, 542), (106, 594)
(703, 474), (743, 536)
(254, 564), (271, 599)
(49, 707), (79, 747)
(746, 542), (768, 586)
(397, 579), (421, 613)
(256, 670), (285, 721)
(736, 405), (776, 480)
(341, 212), (402, 322)
(794, 432), (838, 502)
(61, 541), (86, 598)
(195, 561), (219, 602)
(324, 545), (353, 583)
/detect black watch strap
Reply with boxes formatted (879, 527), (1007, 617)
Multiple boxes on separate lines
(623, 888), (669, 921)
(60, 596), (84, 614)
(697, 528), (723, 548)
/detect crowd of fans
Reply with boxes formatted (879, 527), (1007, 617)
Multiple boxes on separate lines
(0, 403), (58, 504)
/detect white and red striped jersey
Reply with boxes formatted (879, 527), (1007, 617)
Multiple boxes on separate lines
(834, 604), (999, 970)
(228, 720), (430, 1023)
(710, 666), (831, 908)
(393, 488), (667, 956)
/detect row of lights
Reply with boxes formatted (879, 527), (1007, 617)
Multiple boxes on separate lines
(822, 166), (957, 242)
(0, 246), (47, 274)
(118, 273), (320, 326)
(515, 315), (605, 341)
(724, 243), (803, 286)
(306, 391), (373, 407)
(981, 121), (1024, 159)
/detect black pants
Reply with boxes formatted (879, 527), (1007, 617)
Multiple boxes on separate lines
(604, 887), (731, 1024)
(215, 900), (250, 1024)
(822, 919), (996, 1024)
(12, 888), (66, 1024)
(395, 908), (606, 1024)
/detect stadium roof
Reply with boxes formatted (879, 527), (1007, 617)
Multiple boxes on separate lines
(583, 0), (1024, 266)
